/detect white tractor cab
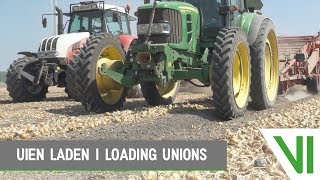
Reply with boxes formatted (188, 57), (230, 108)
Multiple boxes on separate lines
(6, 1), (137, 102)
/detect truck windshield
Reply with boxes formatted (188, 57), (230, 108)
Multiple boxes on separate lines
(68, 10), (131, 35)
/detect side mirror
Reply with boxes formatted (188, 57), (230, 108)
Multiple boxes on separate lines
(42, 18), (47, 28)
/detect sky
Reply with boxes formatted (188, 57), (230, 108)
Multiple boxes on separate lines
(0, 0), (319, 71)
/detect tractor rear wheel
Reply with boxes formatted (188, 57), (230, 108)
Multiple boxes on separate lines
(65, 53), (83, 101)
(141, 81), (180, 106)
(211, 28), (251, 119)
(78, 33), (127, 113)
(250, 19), (279, 110)
(6, 57), (48, 102)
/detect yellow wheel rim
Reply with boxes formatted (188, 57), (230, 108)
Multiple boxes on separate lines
(157, 81), (179, 99)
(233, 42), (250, 108)
(96, 46), (124, 105)
(264, 31), (279, 102)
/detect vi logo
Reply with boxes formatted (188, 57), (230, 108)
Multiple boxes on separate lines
(260, 129), (320, 180)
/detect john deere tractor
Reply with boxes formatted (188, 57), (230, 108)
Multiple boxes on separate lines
(6, 1), (140, 102)
(77, 0), (279, 119)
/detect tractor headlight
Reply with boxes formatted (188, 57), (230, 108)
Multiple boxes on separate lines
(137, 23), (171, 35)
(137, 24), (149, 35)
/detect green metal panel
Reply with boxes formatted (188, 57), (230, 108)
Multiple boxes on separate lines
(233, 12), (256, 35)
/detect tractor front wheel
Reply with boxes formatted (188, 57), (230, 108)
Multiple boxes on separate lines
(141, 81), (180, 106)
(211, 28), (251, 119)
(78, 34), (127, 113)
(6, 57), (48, 102)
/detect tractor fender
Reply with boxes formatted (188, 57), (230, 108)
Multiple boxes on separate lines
(247, 15), (270, 45)
(18, 51), (38, 58)
(66, 38), (88, 64)
(119, 35), (137, 53)
(66, 35), (136, 63)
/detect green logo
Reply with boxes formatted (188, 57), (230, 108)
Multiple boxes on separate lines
(274, 136), (313, 174)
(260, 129), (320, 179)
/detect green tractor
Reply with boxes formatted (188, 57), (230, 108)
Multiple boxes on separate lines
(77, 0), (279, 119)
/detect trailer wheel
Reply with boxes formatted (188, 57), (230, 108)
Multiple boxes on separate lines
(141, 81), (180, 106)
(78, 33), (128, 113)
(6, 57), (48, 102)
(250, 19), (279, 110)
(211, 28), (251, 119)
(65, 53), (83, 101)
(306, 65), (320, 94)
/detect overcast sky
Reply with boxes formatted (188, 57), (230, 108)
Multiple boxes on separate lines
(1, 0), (319, 71)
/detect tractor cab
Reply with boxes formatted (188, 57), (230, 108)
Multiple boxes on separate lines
(38, 1), (137, 61)
(42, 1), (136, 36)
(68, 1), (136, 35)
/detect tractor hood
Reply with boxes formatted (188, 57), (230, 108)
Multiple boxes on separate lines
(38, 32), (90, 59)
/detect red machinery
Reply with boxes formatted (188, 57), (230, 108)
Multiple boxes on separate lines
(278, 33), (320, 94)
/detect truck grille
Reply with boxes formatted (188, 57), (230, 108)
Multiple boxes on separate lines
(39, 37), (60, 51)
(138, 8), (182, 44)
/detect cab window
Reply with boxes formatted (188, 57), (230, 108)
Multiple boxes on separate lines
(185, 0), (223, 28)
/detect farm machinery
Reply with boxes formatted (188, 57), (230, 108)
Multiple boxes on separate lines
(7, 0), (319, 120)
(278, 35), (320, 94)
(6, 1), (139, 102)
(74, 0), (280, 119)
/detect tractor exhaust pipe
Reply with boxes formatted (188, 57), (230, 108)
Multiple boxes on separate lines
(55, 6), (64, 35)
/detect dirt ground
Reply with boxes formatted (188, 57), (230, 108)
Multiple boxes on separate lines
(0, 82), (319, 179)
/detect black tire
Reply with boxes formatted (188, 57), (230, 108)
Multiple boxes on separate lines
(306, 64), (320, 94)
(306, 77), (320, 94)
(78, 33), (128, 113)
(6, 57), (48, 102)
(278, 81), (285, 95)
(65, 53), (84, 101)
(141, 81), (180, 106)
(211, 28), (251, 119)
(250, 19), (279, 110)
